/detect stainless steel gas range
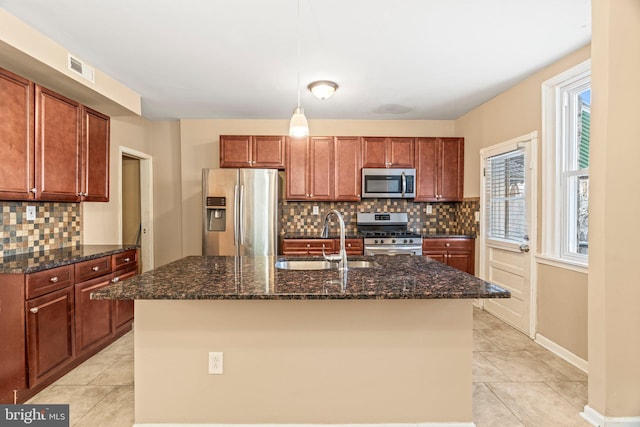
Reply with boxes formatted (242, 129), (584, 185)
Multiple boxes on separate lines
(357, 212), (423, 256)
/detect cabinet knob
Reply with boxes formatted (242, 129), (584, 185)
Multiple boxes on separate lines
(347, 243), (352, 247)
(30, 188), (37, 194)
(306, 244), (310, 248)
(92, 266), (100, 271)
(123, 257), (131, 263)
(49, 276), (59, 283)
(112, 277), (120, 283)
(445, 243), (450, 247)
(29, 307), (39, 314)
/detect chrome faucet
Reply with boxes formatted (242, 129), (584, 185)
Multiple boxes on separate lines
(320, 209), (348, 271)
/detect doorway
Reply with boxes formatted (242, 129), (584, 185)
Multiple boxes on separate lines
(479, 132), (537, 337)
(120, 148), (154, 272)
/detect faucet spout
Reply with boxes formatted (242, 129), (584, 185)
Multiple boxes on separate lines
(321, 209), (348, 271)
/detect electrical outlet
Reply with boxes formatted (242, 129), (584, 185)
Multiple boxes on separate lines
(426, 205), (433, 215)
(208, 352), (223, 374)
(312, 206), (319, 215)
(26, 206), (36, 221)
(475, 212), (480, 222)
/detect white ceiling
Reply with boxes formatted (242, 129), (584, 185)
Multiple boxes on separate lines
(0, 0), (591, 121)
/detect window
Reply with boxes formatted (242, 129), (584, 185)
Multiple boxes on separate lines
(542, 60), (590, 267)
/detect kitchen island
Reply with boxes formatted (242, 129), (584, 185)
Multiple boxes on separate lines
(93, 255), (508, 426)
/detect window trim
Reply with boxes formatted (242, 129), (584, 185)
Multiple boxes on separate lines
(541, 59), (590, 268)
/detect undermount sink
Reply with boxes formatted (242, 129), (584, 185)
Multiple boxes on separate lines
(275, 259), (379, 271)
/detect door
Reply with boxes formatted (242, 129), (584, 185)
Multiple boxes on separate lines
(480, 132), (537, 336)
(238, 169), (278, 256)
(122, 156), (141, 246)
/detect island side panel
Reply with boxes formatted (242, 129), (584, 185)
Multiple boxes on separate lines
(134, 299), (473, 424)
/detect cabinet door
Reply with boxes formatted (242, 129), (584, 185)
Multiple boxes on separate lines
(81, 107), (110, 202)
(362, 137), (387, 167)
(0, 68), (35, 200)
(438, 137), (464, 202)
(446, 251), (474, 275)
(113, 265), (137, 331)
(414, 137), (438, 201)
(423, 251), (447, 264)
(75, 275), (113, 356)
(285, 137), (309, 200)
(220, 135), (252, 168)
(309, 137), (334, 200)
(26, 286), (75, 387)
(35, 86), (81, 202)
(389, 137), (414, 167)
(253, 136), (285, 168)
(334, 137), (362, 201)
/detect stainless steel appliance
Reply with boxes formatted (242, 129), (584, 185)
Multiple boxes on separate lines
(361, 168), (416, 199)
(203, 168), (279, 256)
(357, 212), (423, 255)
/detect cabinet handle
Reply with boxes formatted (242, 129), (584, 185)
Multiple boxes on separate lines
(92, 266), (100, 271)
(49, 276), (58, 283)
(445, 243), (450, 247)
(347, 243), (352, 247)
(123, 257), (131, 263)
(30, 188), (37, 194)
(306, 244), (311, 248)
(29, 307), (39, 314)
(112, 277), (120, 283)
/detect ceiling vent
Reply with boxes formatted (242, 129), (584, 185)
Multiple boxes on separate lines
(68, 53), (95, 83)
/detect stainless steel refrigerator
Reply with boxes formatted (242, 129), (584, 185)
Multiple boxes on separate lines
(203, 168), (279, 256)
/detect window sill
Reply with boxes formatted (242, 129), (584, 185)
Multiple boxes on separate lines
(536, 254), (588, 274)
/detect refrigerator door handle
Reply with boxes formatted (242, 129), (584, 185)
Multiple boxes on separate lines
(233, 184), (239, 245)
(239, 184), (245, 244)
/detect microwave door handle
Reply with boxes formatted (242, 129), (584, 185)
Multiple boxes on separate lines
(401, 172), (406, 197)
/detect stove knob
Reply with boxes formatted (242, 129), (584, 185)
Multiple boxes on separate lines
(374, 239), (379, 244)
(409, 239), (413, 244)
(404, 239), (408, 244)
(392, 239), (396, 244)
(380, 239), (384, 244)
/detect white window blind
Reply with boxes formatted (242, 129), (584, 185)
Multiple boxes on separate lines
(485, 149), (526, 242)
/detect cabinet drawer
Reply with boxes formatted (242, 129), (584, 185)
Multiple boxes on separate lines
(282, 239), (333, 255)
(422, 238), (474, 251)
(112, 250), (138, 271)
(26, 265), (74, 299)
(344, 238), (364, 255)
(75, 256), (112, 282)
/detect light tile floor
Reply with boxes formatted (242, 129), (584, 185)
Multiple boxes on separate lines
(28, 308), (591, 426)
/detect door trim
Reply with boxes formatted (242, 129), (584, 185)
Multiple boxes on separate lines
(479, 131), (538, 338)
(119, 147), (154, 272)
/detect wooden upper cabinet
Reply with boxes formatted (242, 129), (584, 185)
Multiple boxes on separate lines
(81, 107), (110, 202)
(334, 136), (362, 201)
(308, 137), (334, 200)
(285, 136), (309, 199)
(415, 137), (464, 202)
(285, 136), (333, 200)
(362, 137), (414, 168)
(35, 86), (82, 202)
(0, 68), (35, 200)
(220, 135), (284, 169)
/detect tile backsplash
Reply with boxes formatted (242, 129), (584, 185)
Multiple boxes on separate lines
(280, 198), (479, 236)
(1, 202), (82, 257)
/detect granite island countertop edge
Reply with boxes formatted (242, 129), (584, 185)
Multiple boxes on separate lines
(92, 255), (509, 301)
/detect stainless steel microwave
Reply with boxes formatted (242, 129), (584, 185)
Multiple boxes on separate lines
(361, 168), (416, 198)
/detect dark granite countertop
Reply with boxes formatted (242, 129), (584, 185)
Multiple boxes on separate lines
(92, 255), (509, 301)
(0, 245), (138, 274)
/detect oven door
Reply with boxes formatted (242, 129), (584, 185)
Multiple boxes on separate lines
(364, 245), (422, 256)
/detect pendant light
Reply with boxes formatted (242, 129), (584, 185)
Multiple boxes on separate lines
(289, 0), (309, 137)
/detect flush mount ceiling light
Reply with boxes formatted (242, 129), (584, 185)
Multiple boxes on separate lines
(289, 0), (309, 138)
(308, 80), (338, 100)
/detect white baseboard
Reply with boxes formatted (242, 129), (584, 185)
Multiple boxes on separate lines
(134, 424), (476, 427)
(581, 405), (640, 426)
(535, 333), (588, 373)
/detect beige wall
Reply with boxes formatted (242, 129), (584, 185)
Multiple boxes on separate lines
(588, 0), (640, 417)
(121, 156), (141, 245)
(179, 119), (456, 256)
(135, 299), (472, 424)
(455, 46), (591, 359)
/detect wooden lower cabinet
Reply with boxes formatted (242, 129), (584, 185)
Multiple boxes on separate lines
(281, 238), (363, 256)
(25, 286), (75, 388)
(75, 275), (114, 356)
(0, 249), (138, 403)
(422, 238), (475, 275)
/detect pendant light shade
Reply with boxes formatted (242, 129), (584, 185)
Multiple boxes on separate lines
(289, 0), (309, 137)
(289, 106), (309, 137)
